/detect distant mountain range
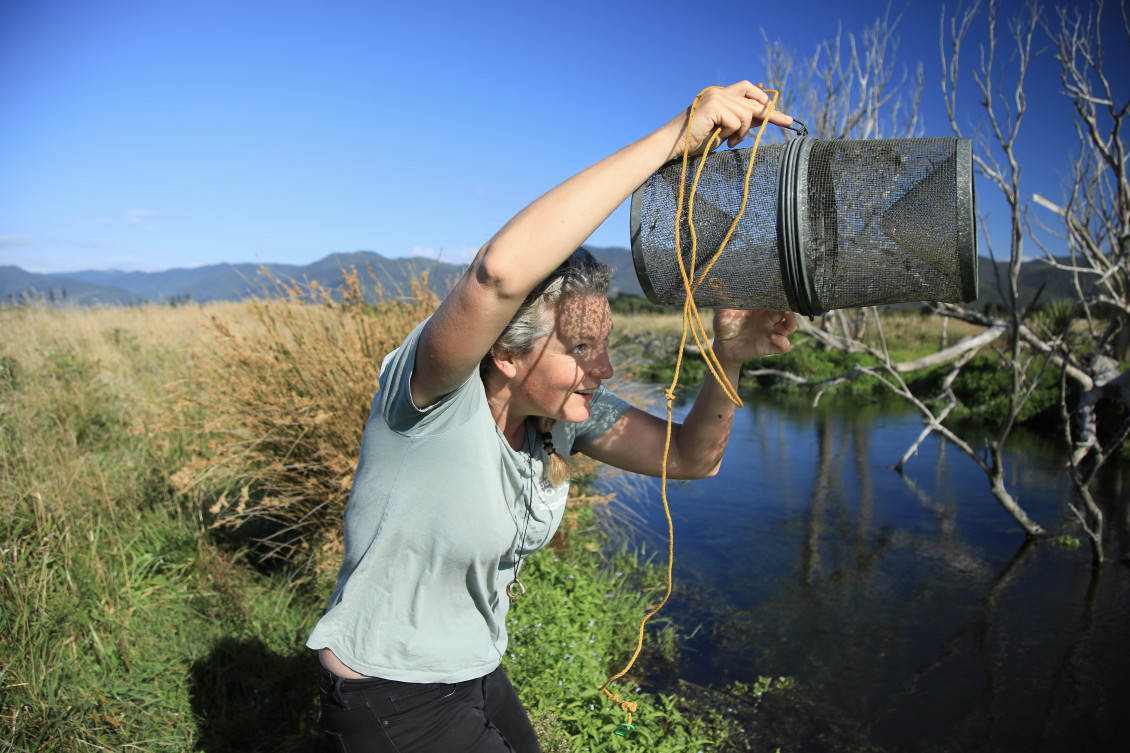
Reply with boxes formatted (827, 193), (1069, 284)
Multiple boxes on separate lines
(1, 246), (1084, 311)
(0, 247), (645, 307)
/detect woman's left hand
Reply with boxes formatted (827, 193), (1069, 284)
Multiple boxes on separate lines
(711, 309), (797, 365)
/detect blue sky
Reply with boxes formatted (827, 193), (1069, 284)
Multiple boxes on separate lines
(1, 0), (1121, 274)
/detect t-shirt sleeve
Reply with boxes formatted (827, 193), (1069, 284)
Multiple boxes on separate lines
(377, 317), (479, 433)
(570, 385), (631, 452)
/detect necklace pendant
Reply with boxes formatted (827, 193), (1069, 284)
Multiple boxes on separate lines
(506, 578), (526, 602)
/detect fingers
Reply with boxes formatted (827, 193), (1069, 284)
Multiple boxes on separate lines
(763, 310), (796, 355)
(737, 82), (795, 128)
(772, 310), (797, 332)
(699, 82), (794, 150)
(758, 310), (796, 354)
(669, 81), (795, 160)
(711, 308), (796, 361)
(770, 333), (793, 355)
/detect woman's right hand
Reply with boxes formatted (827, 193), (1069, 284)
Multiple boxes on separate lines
(662, 81), (793, 162)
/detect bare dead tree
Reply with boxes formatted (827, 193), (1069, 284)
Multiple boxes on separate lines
(763, 2), (924, 141)
(754, 0), (1048, 536)
(747, 0), (1128, 560)
(936, 0), (1053, 538)
(1033, 0), (1130, 357)
(1024, 0), (1130, 564)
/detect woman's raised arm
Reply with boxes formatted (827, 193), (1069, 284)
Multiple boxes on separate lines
(409, 82), (792, 409)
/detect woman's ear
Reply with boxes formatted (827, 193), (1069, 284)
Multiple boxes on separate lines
(490, 347), (520, 379)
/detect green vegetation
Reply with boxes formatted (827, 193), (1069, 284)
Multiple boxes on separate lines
(612, 308), (1093, 432)
(906, 352), (1068, 427)
(0, 305), (322, 750)
(503, 507), (736, 751)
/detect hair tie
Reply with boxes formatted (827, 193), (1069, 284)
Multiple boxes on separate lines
(541, 432), (557, 457)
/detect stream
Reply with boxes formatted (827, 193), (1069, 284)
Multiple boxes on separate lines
(597, 388), (1129, 752)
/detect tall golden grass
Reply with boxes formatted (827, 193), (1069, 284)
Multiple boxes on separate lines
(1, 302), (213, 527)
(164, 267), (439, 568)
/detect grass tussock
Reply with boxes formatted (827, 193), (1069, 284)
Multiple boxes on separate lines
(164, 267), (438, 569)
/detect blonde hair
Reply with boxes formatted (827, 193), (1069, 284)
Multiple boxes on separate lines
(484, 248), (612, 485)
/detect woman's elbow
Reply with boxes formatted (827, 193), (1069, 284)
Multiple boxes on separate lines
(673, 457), (723, 480)
(699, 459), (723, 479)
(473, 243), (531, 302)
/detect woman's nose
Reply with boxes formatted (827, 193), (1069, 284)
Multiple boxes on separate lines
(591, 350), (614, 380)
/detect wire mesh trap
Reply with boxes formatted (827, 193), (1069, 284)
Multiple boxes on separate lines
(630, 135), (979, 316)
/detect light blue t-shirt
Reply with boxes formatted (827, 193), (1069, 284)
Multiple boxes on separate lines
(306, 319), (631, 683)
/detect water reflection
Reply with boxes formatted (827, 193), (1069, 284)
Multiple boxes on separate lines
(598, 388), (1129, 753)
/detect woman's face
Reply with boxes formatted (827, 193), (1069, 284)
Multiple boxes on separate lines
(511, 294), (614, 423)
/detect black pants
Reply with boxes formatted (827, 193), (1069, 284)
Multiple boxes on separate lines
(318, 666), (542, 753)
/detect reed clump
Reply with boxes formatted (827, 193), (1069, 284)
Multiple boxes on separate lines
(165, 266), (438, 569)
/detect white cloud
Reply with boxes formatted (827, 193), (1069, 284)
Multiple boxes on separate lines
(407, 245), (477, 264)
(0, 235), (42, 249)
(127, 210), (158, 225)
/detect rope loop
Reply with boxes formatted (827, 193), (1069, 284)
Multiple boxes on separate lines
(598, 84), (780, 733)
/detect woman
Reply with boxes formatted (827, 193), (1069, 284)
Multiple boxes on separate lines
(308, 81), (798, 753)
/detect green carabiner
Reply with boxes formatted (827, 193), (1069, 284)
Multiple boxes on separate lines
(613, 723), (635, 738)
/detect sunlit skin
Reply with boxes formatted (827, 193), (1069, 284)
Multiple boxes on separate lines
(485, 294), (797, 468)
(580, 306), (796, 479)
(486, 295), (614, 449)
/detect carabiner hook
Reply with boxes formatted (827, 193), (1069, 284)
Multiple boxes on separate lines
(786, 119), (809, 138)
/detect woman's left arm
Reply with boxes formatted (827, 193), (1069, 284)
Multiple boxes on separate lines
(580, 309), (796, 479)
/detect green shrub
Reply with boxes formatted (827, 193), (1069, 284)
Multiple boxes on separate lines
(504, 505), (738, 752)
(906, 353), (1068, 428)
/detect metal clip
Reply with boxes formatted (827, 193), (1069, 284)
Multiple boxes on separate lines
(506, 578), (526, 602)
(786, 119), (809, 138)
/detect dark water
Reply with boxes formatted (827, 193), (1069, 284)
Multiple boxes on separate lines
(597, 388), (1129, 753)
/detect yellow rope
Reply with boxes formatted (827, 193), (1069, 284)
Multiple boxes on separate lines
(598, 85), (780, 731)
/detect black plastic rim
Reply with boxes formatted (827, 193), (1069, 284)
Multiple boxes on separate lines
(956, 138), (979, 302)
(776, 136), (822, 317)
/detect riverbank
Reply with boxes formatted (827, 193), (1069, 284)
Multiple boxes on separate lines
(1, 302), (807, 752)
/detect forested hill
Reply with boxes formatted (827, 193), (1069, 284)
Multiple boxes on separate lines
(2, 246), (1082, 311)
